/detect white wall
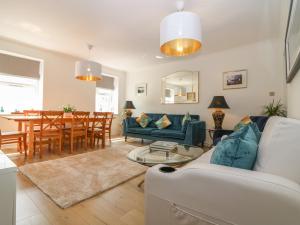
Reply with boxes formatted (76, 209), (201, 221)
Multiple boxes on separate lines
(126, 39), (286, 138)
(0, 37), (126, 135)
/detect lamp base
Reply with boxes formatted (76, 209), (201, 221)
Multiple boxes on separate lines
(212, 110), (225, 130)
(124, 109), (133, 117)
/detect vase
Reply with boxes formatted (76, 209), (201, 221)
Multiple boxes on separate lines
(64, 112), (73, 118)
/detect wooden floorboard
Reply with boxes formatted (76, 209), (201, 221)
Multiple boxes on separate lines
(3, 138), (146, 225)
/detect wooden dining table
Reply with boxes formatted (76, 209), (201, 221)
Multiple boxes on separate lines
(1, 115), (103, 158)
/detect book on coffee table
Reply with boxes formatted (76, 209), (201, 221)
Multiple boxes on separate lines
(150, 141), (178, 152)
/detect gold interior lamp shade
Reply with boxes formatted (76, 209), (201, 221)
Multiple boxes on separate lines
(160, 11), (202, 57)
(75, 60), (102, 81)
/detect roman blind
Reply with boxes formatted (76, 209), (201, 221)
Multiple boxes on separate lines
(0, 53), (40, 78)
(96, 75), (115, 90)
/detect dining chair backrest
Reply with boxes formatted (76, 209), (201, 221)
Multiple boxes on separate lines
(24, 110), (42, 116)
(92, 112), (107, 131)
(39, 111), (64, 135)
(71, 111), (90, 132)
(105, 112), (114, 129)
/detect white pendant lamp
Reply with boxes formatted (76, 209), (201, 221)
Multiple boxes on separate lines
(75, 44), (102, 81)
(160, 0), (202, 57)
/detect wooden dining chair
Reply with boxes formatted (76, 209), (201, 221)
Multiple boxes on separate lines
(0, 130), (27, 156)
(64, 111), (90, 153)
(88, 112), (107, 148)
(105, 112), (114, 142)
(23, 110), (42, 132)
(34, 111), (64, 158)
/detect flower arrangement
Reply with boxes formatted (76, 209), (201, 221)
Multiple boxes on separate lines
(62, 104), (76, 113)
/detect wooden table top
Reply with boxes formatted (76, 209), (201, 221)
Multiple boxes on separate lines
(0, 115), (98, 122)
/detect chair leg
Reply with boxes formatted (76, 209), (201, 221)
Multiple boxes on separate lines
(84, 134), (88, 151)
(39, 140), (43, 158)
(70, 135), (74, 153)
(48, 138), (51, 152)
(23, 134), (27, 157)
(58, 136), (62, 155)
(102, 132), (106, 148)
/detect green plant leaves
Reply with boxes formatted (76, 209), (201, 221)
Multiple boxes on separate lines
(262, 100), (287, 117)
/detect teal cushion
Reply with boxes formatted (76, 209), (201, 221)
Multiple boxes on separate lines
(210, 124), (259, 170)
(181, 113), (192, 133)
(229, 123), (261, 142)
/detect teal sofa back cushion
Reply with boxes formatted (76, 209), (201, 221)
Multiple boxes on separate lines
(210, 124), (261, 170)
(146, 113), (199, 131)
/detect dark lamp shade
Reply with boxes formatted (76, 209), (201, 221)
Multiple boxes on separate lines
(208, 96), (230, 109)
(123, 101), (136, 109)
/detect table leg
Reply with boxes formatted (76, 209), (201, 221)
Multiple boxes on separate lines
(28, 121), (34, 158)
(17, 122), (23, 153)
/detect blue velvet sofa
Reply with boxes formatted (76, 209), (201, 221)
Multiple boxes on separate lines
(123, 113), (206, 146)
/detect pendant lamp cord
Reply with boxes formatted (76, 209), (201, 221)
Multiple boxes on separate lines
(87, 44), (93, 60)
(176, 0), (184, 12)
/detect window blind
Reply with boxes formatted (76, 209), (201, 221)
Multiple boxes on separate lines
(96, 75), (115, 90)
(0, 53), (40, 78)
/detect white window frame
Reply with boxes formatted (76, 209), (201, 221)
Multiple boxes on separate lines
(95, 73), (118, 114)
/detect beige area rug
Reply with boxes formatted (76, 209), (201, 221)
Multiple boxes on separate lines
(19, 144), (147, 208)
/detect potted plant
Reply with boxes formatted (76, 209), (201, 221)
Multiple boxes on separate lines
(262, 100), (287, 117)
(63, 104), (76, 117)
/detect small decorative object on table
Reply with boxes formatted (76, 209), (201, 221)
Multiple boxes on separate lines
(150, 141), (178, 157)
(208, 96), (230, 129)
(63, 104), (76, 117)
(123, 100), (136, 118)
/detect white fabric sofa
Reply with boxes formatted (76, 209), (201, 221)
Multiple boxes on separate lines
(145, 116), (300, 225)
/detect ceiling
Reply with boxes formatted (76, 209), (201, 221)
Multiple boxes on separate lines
(0, 0), (282, 71)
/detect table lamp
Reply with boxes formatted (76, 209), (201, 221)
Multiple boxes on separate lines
(123, 100), (136, 117)
(208, 96), (230, 129)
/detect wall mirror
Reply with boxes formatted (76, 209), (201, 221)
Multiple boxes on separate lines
(161, 71), (199, 104)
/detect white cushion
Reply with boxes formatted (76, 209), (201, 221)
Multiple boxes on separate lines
(254, 116), (300, 184)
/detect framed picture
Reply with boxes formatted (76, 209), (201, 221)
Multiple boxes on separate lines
(285, 0), (300, 83)
(223, 70), (247, 90)
(135, 83), (147, 96)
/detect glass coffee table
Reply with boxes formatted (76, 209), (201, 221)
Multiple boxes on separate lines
(127, 144), (204, 187)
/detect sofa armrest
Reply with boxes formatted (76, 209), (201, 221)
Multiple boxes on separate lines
(123, 117), (139, 132)
(145, 164), (300, 225)
(184, 120), (206, 146)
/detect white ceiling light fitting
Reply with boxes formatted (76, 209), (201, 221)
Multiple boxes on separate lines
(160, 0), (202, 57)
(75, 44), (102, 81)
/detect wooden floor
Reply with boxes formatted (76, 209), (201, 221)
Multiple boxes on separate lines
(4, 138), (146, 225)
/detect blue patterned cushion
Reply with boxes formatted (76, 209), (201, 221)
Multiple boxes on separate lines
(155, 115), (172, 129)
(136, 113), (152, 128)
(210, 124), (259, 170)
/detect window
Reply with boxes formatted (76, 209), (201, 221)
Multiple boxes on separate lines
(95, 87), (118, 114)
(0, 74), (41, 113)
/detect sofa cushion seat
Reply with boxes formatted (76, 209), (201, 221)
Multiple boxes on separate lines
(151, 129), (185, 140)
(127, 127), (156, 135)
